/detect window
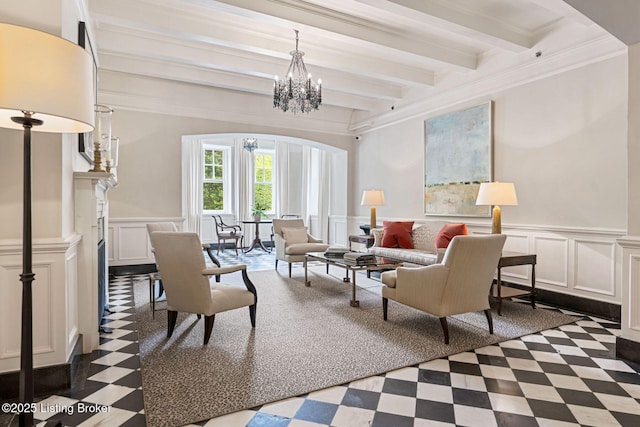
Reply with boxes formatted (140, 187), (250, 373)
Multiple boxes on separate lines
(254, 151), (274, 212)
(203, 145), (230, 212)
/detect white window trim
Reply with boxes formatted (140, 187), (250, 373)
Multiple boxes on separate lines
(202, 144), (232, 214)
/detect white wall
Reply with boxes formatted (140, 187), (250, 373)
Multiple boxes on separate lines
(108, 109), (353, 219)
(352, 54), (628, 305)
(355, 54), (628, 229)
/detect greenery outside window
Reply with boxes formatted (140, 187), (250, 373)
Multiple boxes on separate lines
(203, 145), (230, 212)
(254, 150), (274, 213)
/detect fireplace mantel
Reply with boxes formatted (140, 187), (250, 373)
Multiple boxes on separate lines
(74, 171), (117, 353)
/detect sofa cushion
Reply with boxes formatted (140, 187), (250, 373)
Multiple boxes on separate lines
(434, 223), (468, 249)
(382, 221), (414, 248)
(282, 226), (308, 244)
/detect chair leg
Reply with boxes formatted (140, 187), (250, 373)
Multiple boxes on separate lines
(205, 246), (221, 267)
(439, 317), (450, 345)
(249, 304), (257, 327)
(288, 263), (292, 277)
(217, 241), (221, 255)
(275, 259), (279, 269)
(167, 310), (178, 338)
(203, 314), (215, 345)
(234, 238), (239, 255)
(382, 297), (388, 320)
(484, 309), (494, 335)
(196, 314), (201, 319)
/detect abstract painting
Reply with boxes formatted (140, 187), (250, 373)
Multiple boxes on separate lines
(424, 102), (492, 216)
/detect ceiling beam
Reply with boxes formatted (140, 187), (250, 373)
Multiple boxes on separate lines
(209, 0), (477, 70)
(352, 0), (532, 52)
(98, 52), (380, 111)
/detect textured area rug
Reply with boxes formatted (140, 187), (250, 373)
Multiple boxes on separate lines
(135, 266), (577, 427)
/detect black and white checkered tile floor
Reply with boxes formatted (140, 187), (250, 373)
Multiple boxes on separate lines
(10, 250), (640, 426)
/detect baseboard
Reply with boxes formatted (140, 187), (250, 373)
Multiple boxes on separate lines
(0, 336), (84, 400)
(616, 336), (640, 365)
(109, 263), (156, 276)
(500, 281), (621, 323)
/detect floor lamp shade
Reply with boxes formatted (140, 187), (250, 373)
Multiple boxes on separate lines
(361, 190), (385, 229)
(0, 23), (95, 132)
(476, 182), (518, 234)
(0, 23), (95, 427)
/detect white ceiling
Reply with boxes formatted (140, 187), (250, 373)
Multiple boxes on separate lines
(87, 0), (625, 134)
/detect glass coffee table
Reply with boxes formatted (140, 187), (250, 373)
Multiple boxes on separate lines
(304, 252), (402, 307)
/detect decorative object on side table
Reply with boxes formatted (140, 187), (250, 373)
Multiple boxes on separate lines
(250, 201), (268, 222)
(475, 181), (518, 234)
(360, 190), (385, 233)
(0, 23), (94, 427)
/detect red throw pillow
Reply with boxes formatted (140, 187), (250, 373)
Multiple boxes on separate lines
(381, 221), (414, 249)
(434, 223), (468, 249)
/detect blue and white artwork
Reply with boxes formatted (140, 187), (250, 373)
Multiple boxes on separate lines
(424, 102), (492, 216)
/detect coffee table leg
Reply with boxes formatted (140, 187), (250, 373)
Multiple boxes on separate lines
(350, 269), (360, 307)
(343, 268), (349, 283)
(304, 257), (310, 287)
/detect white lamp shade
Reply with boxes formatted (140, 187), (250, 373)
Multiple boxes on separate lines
(361, 190), (385, 206)
(0, 23), (94, 133)
(476, 182), (518, 206)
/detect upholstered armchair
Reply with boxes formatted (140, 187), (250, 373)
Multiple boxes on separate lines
(147, 222), (221, 268)
(272, 218), (329, 277)
(149, 231), (257, 345)
(381, 234), (506, 344)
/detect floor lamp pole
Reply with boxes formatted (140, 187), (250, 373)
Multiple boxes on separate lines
(13, 113), (43, 427)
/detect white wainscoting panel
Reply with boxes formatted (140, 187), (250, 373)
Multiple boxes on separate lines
(574, 238), (617, 296)
(501, 232), (532, 281)
(534, 236), (569, 288)
(346, 216), (624, 305)
(0, 237), (81, 373)
(329, 215), (348, 246)
(110, 218), (184, 266)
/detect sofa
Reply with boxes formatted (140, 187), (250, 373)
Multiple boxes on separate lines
(368, 221), (463, 266)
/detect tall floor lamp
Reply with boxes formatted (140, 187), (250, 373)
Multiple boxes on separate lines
(0, 24), (94, 426)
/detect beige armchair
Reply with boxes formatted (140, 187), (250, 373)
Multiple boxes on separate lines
(147, 222), (221, 268)
(381, 234), (506, 344)
(272, 218), (329, 277)
(149, 231), (257, 345)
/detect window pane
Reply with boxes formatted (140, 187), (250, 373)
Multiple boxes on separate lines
(265, 169), (272, 182)
(204, 165), (213, 179)
(255, 155), (264, 168)
(213, 150), (223, 165)
(256, 169), (265, 182)
(264, 154), (273, 168)
(203, 182), (223, 210)
(214, 166), (223, 180)
(254, 184), (272, 210)
(204, 149), (213, 165)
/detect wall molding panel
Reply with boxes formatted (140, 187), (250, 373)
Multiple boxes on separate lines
(573, 238), (617, 297)
(0, 237), (81, 374)
(534, 235), (569, 288)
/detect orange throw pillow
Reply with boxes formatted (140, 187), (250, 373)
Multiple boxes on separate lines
(434, 223), (468, 249)
(382, 221), (414, 249)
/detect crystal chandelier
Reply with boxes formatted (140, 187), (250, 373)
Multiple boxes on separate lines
(273, 30), (322, 114)
(243, 137), (258, 152)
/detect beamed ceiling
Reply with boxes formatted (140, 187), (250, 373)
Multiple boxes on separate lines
(87, 0), (625, 135)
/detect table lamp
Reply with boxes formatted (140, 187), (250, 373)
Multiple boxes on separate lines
(0, 23), (94, 426)
(361, 190), (385, 231)
(475, 182), (518, 234)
